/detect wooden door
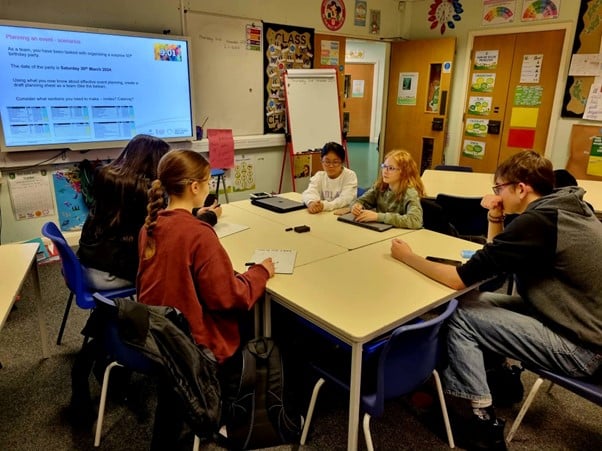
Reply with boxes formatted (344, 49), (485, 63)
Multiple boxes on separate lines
(344, 63), (374, 138)
(459, 29), (565, 172)
(384, 38), (455, 173)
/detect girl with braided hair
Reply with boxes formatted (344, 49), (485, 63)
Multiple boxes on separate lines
(137, 149), (274, 449)
(137, 149), (274, 362)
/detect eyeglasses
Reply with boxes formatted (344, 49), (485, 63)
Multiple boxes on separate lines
(380, 164), (400, 171)
(492, 182), (516, 195)
(322, 159), (342, 167)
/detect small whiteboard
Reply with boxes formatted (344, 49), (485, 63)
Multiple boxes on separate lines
(284, 69), (342, 154)
(186, 12), (263, 135)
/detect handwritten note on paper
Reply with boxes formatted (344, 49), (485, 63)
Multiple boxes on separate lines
(250, 249), (297, 274)
(207, 128), (235, 169)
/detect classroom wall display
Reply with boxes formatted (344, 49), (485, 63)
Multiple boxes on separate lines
(263, 23), (314, 134)
(562, 0), (601, 118)
(322, 0), (347, 31)
(566, 124), (602, 180)
(185, 11), (264, 136)
(52, 166), (89, 231)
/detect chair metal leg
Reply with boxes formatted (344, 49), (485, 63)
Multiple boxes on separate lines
(506, 376), (544, 443)
(95, 361), (124, 447)
(363, 413), (374, 451)
(300, 377), (325, 445)
(433, 369), (455, 448)
(57, 292), (74, 345)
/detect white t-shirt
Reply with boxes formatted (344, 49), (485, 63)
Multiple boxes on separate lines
(301, 167), (358, 211)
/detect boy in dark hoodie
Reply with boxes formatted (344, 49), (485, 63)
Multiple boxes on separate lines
(391, 151), (602, 450)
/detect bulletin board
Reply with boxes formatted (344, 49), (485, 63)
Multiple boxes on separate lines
(566, 124), (602, 180)
(185, 11), (263, 135)
(562, 0), (602, 118)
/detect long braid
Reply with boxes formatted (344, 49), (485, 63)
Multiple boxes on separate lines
(143, 179), (166, 259)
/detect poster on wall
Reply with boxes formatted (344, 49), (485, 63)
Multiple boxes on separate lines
(231, 154), (256, 192)
(263, 22), (314, 134)
(7, 171), (55, 221)
(294, 154), (312, 179)
(321, 40), (340, 65)
(397, 72), (418, 105)
(354, 1), (367, 26)
(465, 118), (489, 138)
(562, 0), (601, 118)
(521, 0), (560, 22)
(482, 0), (516, 26)
(467, 96), (492, 115)
(53, 166), (89, 231)
(474, 50), (499, 70)
(462, 139), (486, 159)
(587, 135), (602, 176)
(471, 73), (496, 92)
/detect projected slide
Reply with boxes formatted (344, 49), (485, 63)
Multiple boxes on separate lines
(0, 23), (193, 149)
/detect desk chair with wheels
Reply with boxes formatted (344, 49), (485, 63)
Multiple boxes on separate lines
(506, 365), (602, 443)
(41, 222), (136, 345)
(300, 299), (458, 450)
(211, 168), (229, 203)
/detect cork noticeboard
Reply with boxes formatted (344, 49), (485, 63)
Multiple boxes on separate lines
(566, 124), (602, 180)
(562, 1), (602, 118)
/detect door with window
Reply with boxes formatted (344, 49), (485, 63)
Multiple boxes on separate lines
(459, 29), (565, 172)
(384, 38), (455, 173)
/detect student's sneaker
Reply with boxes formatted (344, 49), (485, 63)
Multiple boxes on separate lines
(487, 364), (525, 407)
(465, 416), (507, 451)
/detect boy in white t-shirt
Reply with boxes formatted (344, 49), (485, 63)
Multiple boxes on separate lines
(302, 142), (358, 213)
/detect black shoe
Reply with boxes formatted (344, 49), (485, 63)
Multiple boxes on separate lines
(487, 364), (524, 407)
(465, 416), (507, 451)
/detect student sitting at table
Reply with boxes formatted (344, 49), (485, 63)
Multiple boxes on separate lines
(136, 149), (275, 449)
(302, 141), (358, 213)
(349, 149), (424, 228)
(78, 134), (170, 290)
(390, 151), (602, 450)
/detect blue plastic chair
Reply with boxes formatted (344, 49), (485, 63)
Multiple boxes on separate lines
(506, 365), (602, 443)
(300, 299), (458, 450)
(91, 294), (157, 446)
(41, 222), (136, 345)
(211, 168), (229, 203)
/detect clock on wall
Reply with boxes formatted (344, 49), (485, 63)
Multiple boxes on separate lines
(428, 0), (463, 35)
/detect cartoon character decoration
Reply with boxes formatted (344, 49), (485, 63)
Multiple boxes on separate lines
(321, 0), (346, 31)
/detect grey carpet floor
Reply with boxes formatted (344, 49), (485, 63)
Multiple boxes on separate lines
(0, 260), (600, 450)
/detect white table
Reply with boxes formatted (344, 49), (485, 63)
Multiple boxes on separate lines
(229, 192), (416, 250)
(0, 243), (49, 359)
(263, 229), (483, 450)
(421, 169), (493, 198)
(218, 204), (347, 274)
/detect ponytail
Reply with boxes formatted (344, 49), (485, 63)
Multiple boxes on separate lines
(143, 179), (166, 259)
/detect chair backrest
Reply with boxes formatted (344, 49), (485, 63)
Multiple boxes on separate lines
(420, 198), (458, 237)
(41, 221), (95, 309)
(434, 165), (473, 172)
(435, 193), (488, 239)
(377, 299), (458, 401)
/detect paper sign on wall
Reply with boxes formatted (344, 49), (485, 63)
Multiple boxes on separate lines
(207, 129), (235, 169)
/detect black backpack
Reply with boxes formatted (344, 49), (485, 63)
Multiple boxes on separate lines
(222, 337), (302, 450)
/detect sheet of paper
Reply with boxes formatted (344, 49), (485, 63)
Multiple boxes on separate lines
(7, 171), (55, 220)
(214, 222), (249, 239)
(250, 249), (297, 274)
